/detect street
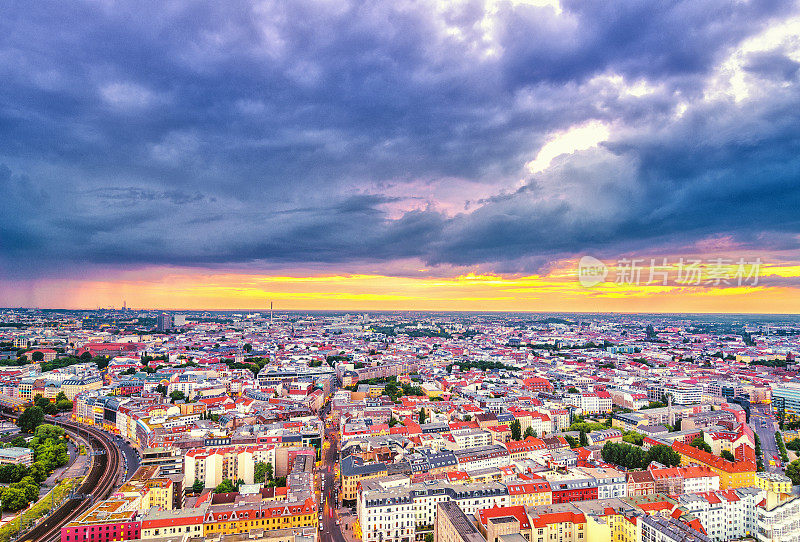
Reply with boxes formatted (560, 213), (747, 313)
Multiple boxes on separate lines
(750, 404), (783, 472)
(319, 399), (350, 542)
(114, 435), (141, 481)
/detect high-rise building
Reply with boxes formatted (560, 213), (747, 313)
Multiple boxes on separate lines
(157, 312), (173, 332)
(771, 383), (800, 422)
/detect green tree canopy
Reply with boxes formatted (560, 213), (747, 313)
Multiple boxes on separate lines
(721, 450), (736, 462)
(690, 436), (712, 454)
(214, 479), (238, 494)
(510, 419), (522, 441)
(18, 406), (44, 434)
(254, 461), (273, 484)
(786, 460), (800, 485)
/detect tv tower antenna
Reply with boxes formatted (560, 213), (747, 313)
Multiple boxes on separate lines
(270, 301), (273, 326)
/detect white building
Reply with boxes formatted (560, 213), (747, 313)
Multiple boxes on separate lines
(678, 487), (763, 541)
(757, 494), (800, 542)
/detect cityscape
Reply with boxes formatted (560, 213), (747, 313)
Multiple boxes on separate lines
(0, 310), (798, 542)
(3, 2), (800, 542)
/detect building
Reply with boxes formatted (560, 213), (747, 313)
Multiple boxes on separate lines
(677, 487), (763, 541)
(771, 383), (800, 423)
(359, 483), (416, 542)
(754, 472), (792, 495)
(184, 444), (276, 488)
(435, 501), (486, 542)
(140, 504), (207, 539)
(60, 498), (141, 542)
(577, 467), (626, 499)
(0, 447), (33, 466)
(506, 479), (552, 507)
(756, 494), (800, 542)
(640, 516), (712, 542)
(157, 313), (174, 332)
(542, 471), (598, 504)
(202, 498), (318, 537)
(627, 470), (656, 497)
(672, 441), (755, 489)
(340, 455), (389, 502)
(503, 437), (548, 462)
(62, 376), (103, 400)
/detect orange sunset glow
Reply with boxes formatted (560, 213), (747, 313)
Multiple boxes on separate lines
(4, 257), (800, 313)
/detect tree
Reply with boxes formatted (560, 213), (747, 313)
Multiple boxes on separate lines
(425, 534), (434, 542)
(31, 351), (44, 362)
(776, 431), (790, 463)
(243, 343), (253, 353)
(690, 436), (712, 454)
(80, 352), (92, 361)
(567, 387), (579, 394)
(192, 480), (205, 493)
(622, 431), (644, 446)
(254, 461), (271, 483)
(18, 406), (44, 434)
(9, 436), (26, 447)
(787, 459), (800, 485)
(721, 450), (736, 462)
(418, 409), (426, 424)
(214, 479), (237, 493)
(1, 487), (28, 511)
(57, 399), (73, 412)
(673, 418), (682, 431)
(169, 390), (186, 403)
(34, 394), (57, 416)
(564, 435), (579, 448)
(579, 430), (588, 447)
(524, 427), (535, 439)
(0, 464), (28, 484)
(35, 424), (64, 441)
(155, 384), (167, 395)
(646, 445), (681, 467)
(787, 438), (800, 452)
(510, 420), (522, 441)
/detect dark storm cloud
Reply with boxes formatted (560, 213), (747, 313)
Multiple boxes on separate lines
(744, 51), (800, 80)
(0, 0), (799, 277)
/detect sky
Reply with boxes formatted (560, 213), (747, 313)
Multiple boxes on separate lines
(2, 0), (800, 312)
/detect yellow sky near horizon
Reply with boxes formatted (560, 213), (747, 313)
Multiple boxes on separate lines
(4, 257), (800, 313)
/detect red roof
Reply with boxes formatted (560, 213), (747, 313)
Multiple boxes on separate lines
(477, 505), (531, 530)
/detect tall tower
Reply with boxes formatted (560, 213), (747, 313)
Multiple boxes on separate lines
(270, 301), (273, 326)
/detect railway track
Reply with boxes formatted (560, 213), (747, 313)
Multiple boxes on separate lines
(0, 414), (122, 542)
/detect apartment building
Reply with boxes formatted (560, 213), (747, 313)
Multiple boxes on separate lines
(506, 479), (552, 507)
(757, 494), (800, 542)
(341, 455), (389, 501)
(184, 444), (276, 488)
(672, 441), (756, 489)
(677, 487), (763, 542)
(576, 467), (626, 499)
(434, 501), (485, 542)
(358, 484), (416, 542)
